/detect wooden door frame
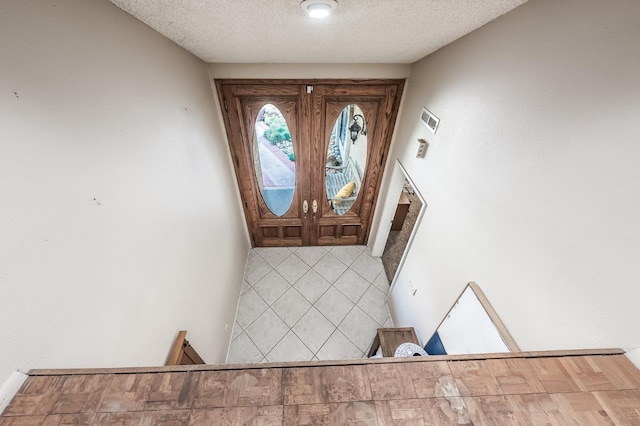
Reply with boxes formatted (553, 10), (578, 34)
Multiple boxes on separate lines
(216, 79), (404, 247)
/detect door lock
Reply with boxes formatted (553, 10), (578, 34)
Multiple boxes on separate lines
(312, 200), (318, 214)
(303, 200), (309, 214)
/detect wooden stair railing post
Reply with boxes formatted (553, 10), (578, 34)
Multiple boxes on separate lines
(166, 330), (205, 366)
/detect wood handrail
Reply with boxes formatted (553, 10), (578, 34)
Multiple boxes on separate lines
(29, 348), (625, 376)
(165, 330), (205, 366)
(166, 330), (188, 366)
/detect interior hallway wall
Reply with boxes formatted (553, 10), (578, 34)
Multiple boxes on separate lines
(0, 0), (249, 386)
(374, 0), (640, 361)
(208, 64), (411, 80)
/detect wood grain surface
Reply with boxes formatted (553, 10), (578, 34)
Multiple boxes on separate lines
(4, 352), (640, 425)
(216, 79), (404, 247)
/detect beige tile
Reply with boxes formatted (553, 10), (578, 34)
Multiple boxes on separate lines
(253, 270), (291, 305)
(292, 307), (335, 353)
(333, 269), (370, 302)
(316, 330), (363, 361)
(231, 321), (243, 341)
(315, 287), (354, 326)
(245, 255), (273, 285)
(235, 288), (268, 329)
(383, 316), (393, 328)
(293, 269), (331, 304)
(294, 246), (328, 267)
(266, 331), (314, 363)
(312, 252), (348, 283)
(350, 252), (384, 283)
(245, 309), (289, 355)
(255, 247), (292, 267)
(241, 279), (251, 294)
(371, 270), (390, 294)
(275, 254), (311, 284)
(227, 332), (264, 364)
(338, 306), (380, 352)
(272, 287), (312, 328)
(356, 285), (389, 325)
(329, 245), (366, 266)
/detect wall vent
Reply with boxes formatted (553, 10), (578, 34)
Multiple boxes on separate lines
(420, 108), (439, 134)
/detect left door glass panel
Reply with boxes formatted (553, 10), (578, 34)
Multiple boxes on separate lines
(253, 104), (296, 216)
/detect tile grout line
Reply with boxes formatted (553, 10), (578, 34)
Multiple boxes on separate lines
(231, 246), (390, 364)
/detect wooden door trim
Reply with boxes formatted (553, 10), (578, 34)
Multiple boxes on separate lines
(216, 79), (404, 247)
(217, 78), (405, 87)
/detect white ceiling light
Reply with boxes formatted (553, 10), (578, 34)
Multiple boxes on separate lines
(301, 0), (338, 19)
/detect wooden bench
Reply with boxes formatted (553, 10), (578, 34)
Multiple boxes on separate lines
(325, 159), (362, 215)
(368, 327), (421, 358)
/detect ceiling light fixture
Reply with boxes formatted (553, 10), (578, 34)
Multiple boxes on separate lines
(300, 0), (338, 19)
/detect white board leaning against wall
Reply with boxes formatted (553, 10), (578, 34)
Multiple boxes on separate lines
(425, 282), (520, 355)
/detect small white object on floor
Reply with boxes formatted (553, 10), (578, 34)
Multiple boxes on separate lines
(394, 342), (427, 357)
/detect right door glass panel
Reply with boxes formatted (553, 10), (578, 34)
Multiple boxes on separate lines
(253, 104), (296, 216)
(326, 104), (367, 215)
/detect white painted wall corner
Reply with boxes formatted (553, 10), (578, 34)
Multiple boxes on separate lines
(0, 371), (28, 414)
(625, 347), (640, 369)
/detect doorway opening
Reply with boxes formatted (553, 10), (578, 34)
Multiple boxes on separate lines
(381, 179), (422, 282)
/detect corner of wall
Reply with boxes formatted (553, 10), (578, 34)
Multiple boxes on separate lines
(0, 372), (28, 415)
(625, 347), (640, 369)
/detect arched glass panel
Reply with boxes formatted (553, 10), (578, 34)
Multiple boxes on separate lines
(253, 104), (295, 216)
(325, 104), (367, 215)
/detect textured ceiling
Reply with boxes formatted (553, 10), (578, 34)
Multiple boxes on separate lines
(108, 0), (527, 64)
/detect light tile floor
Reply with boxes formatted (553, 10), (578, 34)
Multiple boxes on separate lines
(227, 245), (393, 364)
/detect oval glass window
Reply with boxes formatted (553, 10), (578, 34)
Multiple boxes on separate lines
(253, 104), (295, 216)
(325, 104), (367, 215)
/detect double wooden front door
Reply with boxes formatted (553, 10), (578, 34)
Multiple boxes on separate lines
(217, 79), (403, 247)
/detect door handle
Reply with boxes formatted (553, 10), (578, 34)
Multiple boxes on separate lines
(312, 200), (318, 214)
(303, 200), (308, 214)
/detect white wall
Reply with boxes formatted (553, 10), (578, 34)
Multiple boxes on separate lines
(208, 63), (411, 80)
(377, 0), (640, 360)
(0, 0), (249, 386)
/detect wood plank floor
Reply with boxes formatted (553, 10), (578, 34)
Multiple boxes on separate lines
(2, 352), (640, 425)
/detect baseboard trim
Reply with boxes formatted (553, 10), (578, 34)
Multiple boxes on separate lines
(0, 371), (28, 415)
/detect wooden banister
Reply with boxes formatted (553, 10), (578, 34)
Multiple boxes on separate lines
(165, 330), (205, 366)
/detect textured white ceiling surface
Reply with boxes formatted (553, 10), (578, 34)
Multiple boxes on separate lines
(108, 0), (527, 64)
